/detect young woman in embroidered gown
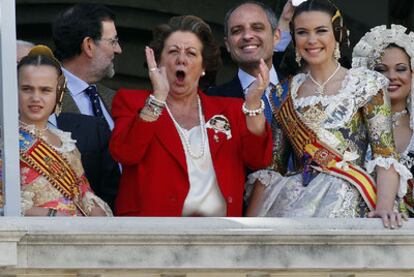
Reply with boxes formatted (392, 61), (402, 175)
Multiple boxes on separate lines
(16, 45), (112, 216)
(353, 24), (414, 216)
(246, 0), (411, 228)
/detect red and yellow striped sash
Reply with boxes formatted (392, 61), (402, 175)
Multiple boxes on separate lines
(19, 128), (79, 200)
(277, 94), (377, 211)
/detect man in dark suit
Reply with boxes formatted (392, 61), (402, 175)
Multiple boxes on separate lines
(208, 1), (295, 182)
(52, 3), (122, 130)
(208, 1), (293, 100)
(54, 113), (120, 211)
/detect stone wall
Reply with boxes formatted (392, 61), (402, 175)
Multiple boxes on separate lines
(0, 217), (413, 276)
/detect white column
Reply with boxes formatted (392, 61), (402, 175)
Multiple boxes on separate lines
(0, 0), (21, 216)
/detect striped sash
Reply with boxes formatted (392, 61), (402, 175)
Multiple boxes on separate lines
(276, 94), (377, 211)
(19, 127), (80, 200)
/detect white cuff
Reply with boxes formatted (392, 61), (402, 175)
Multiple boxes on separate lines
(365, 157), (413, 197)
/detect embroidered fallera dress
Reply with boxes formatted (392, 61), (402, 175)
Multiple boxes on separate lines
(247, 67), (412, 217)
(400, 135), (414, 214)
(19, 127), (112, 216)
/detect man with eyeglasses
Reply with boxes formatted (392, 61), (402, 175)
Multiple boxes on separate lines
(51, 3), (121, 210)
(52, 3), (122, 130)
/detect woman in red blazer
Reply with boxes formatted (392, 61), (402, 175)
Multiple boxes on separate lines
(110, 15), (273, 216)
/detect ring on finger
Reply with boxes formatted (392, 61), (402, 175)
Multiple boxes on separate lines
(149, 67), (158, 72)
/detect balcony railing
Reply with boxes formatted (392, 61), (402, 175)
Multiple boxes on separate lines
(0, 217), (413, 276)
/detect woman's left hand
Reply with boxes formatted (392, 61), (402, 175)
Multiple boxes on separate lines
(145, 46), (170, 102)
(245, 59), (269, 110)
(368, 209), (408, 229)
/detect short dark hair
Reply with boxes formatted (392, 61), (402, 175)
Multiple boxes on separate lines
(290, 0), (349, 47)
(52, 3), (115, 61)
(223, 1), (278, 38)
(149, 15), (222, 90)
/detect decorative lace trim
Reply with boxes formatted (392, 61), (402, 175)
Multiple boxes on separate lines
(352, 25), (414, 130)
(82, 191), (113, 216)
(365, 157), (413, 197)
(245, 170), (282, 200)
(292, 68), (388, 108)
(49, 128), (77, 153)
(291, 68), (388, 129)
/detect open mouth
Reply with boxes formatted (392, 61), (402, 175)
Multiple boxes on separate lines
(176, 70), (186, 83)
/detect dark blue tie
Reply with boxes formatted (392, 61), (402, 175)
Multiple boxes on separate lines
(85, 85), (104, 118)
(261, 86), (274, 124)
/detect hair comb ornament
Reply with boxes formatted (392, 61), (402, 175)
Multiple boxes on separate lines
(292, 0), (308, 6)
(27, 45), (61, 67)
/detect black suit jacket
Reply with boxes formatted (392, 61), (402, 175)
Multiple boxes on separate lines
(61, 83), (116, 115)
(207, 75), (244, 98)
(56, 112), (120, 211)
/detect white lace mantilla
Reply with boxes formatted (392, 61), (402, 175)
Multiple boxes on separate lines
(365, 157), (412, 197)
(291, 67), (389, 129)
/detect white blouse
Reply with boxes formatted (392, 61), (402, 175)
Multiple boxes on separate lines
(178, 124), (227, 217)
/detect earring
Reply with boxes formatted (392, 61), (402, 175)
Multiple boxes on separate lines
(295, 49), (302, 66)
(334, 42), (341, 60)
(54, 77), (66, 116)
(201, 71), (206, 76)
(54, 103), (62, 117)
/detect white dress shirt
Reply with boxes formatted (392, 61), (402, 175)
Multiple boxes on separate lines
(61, 68), (114, 130)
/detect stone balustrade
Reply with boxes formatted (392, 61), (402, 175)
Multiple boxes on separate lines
(0, 217), (413, 276)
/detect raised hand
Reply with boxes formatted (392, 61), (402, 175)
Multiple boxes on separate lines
(278, 0), (295, 32)
(245, 59), (270, 109)
(145, 46), (169, 101)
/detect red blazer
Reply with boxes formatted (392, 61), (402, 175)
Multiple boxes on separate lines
(110, 89), (272, 216)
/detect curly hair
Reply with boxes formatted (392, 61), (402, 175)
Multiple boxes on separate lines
(149, 15), (222, 90)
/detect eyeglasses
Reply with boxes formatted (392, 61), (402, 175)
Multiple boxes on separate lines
(100, 37), (120, 48)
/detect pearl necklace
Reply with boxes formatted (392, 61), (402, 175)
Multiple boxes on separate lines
(307, 63), (341, 96)
(391, 109), (409, 127)
(166, 96), (206, 159)
(19, 120), (49, 138)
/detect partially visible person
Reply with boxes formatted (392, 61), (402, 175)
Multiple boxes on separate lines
(16, 40), (120, 211)
(17, 45), (112, 216)
(246, 0), (411, 229)
(110, 15), (272, 216)
(353, 24), (414, 216)
(17, 40), (35, 63)
(52, 3), (122, 130)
